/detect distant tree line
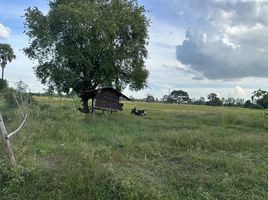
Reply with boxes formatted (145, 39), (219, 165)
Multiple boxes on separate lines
(137, 89), (268, 110)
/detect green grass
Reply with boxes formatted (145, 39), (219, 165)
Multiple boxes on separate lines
(0, 96), (268, 199)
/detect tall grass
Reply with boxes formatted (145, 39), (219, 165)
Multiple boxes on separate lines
(0, 97), (267, 199)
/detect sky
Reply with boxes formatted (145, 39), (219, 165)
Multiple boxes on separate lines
(0, 0), (268, 100)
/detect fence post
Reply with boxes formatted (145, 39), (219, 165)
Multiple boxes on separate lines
(0, 114), (16, 165)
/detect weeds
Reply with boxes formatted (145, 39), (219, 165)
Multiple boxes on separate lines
(0, 98), (267, 199)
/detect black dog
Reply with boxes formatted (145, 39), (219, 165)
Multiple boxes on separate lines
(131, 107), (146, 116)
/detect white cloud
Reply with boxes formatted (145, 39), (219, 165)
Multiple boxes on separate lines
(0, 23), (10, 39)
(176, 0), (268, 80)
(234, 85), (246, 97)
(1, 0), (266, 100)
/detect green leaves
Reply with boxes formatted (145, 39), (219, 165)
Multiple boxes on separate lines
(24, 0), (149, 95)
(0, 43), (16, 79)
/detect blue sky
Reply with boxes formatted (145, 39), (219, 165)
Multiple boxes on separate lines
(0, 0), (268, 100)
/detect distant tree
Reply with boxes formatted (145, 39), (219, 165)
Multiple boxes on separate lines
(191, 97), (206, 105)
(146, 95), (154, 102)
(161, 95), (168, 103)
(244, 99), (263, 109)
(252, 89), (268, 109)
(257, 95), (268, 109)
(0, 43), (16, 79)
(244, 100), (252, 108)
(0, 79), (7, 91)
(235, 98), (244, 107)
(207, 93), (223, 106)
(207, 93), (217, 101)
(167, 90), (190, 103)
(224, 97), (235, 107)
(24, 0), (149, 113)
(15, 80), (28, 93)
(251, 89), (267, 102)
(199, 97), (205, 103)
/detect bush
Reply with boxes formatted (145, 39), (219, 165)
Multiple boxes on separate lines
(0, 79), (7, 91)
(0, 160), (34, 198)
(1, 87), (37, 109)
(244, 100), (264, 109)
(206, 98), (223, 106)
(256, 95), (268, 109)
(191, 100), (206, 105)
(145, 95), (155, 102)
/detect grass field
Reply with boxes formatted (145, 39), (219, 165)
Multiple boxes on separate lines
(0, 96), (268, 199)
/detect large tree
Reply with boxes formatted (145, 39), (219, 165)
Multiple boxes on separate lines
(252, 89), (268, 109)
(167, 90), (190, 103)
(251, 89), (267, 102)
(207, 93), (223, 106)
(0, 43), (16, 80)
(24, 0), (149, 112)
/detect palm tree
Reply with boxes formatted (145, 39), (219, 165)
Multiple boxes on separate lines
(0, 43), (16, 79)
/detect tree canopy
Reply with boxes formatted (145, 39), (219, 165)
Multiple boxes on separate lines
(0, 43), (16, 79)
(207, 93), (223, 106)
(24, 0), (149, 112)
(167, 90), (190, 103)
(145, 94), (154, 102)
(252, 89), (268, 109)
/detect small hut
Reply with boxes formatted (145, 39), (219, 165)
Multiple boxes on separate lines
(83, 88), (131, 113)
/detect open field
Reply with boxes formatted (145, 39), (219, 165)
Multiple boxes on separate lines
(0, 96), (268, 199)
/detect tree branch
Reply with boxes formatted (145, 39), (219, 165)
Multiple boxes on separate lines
(8, 113), (28, 139)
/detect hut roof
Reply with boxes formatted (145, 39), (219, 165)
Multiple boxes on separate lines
(83, 88), (131, 101)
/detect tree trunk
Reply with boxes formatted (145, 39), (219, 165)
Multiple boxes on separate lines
(1, 67), (4, 80)
(82, 98), (90, 113)
(79, 84), (99, 113)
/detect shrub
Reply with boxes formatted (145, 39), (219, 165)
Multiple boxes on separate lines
(0, 79), (7, 91)
(206, 98), (223, 106)
(256, 95), (268, 109)
(1, 87), (37, 109)
(244, 100), (264, 109)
